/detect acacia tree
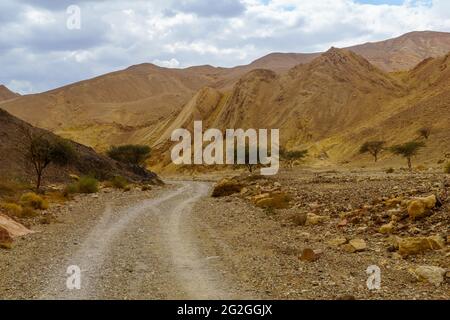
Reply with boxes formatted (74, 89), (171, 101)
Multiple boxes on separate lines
(417, 127), (432, 140)
(359, 141), (386, 162)
(390, 141), (425, 170)
(107, 145), (151, 167)
(280, 148), (308, 168)
(23, 130), (75, 191)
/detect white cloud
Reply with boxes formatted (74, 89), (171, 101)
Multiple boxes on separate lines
(1, 0), (450, 93)
(152, 58), (181, 68)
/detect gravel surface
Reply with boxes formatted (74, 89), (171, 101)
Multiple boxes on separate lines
(0, 181), (244, 300)
(1, 170), (448, 300)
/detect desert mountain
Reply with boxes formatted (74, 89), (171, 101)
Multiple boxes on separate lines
(0, 31), (449, 169)
(150, 47), (450, 170)
(0, 108), (158, 184)
(0, 85), (19, 102)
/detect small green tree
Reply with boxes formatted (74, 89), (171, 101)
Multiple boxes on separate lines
(390, 141), (425, 170)
(417, 127), (432, 140)
(23, 130), (75, 191)
(359, 141), (385, 162)
(107, 145), (151, 167)
(280, 148), (308, 168)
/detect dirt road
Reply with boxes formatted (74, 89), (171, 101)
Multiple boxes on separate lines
(0, 181), (246, 300)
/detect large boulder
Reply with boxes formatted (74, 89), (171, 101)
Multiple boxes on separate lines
(0, 225), (13, 249)
(211, 179), (243, 197)
(0, 213), (34, 237)
(398, 235), (445, 256)
(407, 195), (438, 220)
(409, 266), (446, 287)
(253, 191), (292, 209)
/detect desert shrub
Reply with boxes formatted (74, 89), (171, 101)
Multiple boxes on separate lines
(63, 183), (79, 197)
(110, 176), (128, 189)
(20, 207), (38, 218)
(76, 176), (99, 194)
(1, 203), (23, 217)
(445, 162), (450, 174)
(20, 192), (49, 210)
(386, 168), (395, 174)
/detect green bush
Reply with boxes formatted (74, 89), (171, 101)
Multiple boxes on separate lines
(76, 176), (99, 194)
(63, 183), (79, 197)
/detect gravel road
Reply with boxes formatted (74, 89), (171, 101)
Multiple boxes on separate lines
(0, 181), (245, 300)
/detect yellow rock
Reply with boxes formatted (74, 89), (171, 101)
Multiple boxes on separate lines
(306, 213), (329, 225)
(327, 237), (348, 247)
(398, 236), (445, 256)
(379, 221), (395, 234)
(254, 192), (291, 209)
(407, 195), (437, 220)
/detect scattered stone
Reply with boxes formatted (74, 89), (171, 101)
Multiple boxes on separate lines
(409, 266), (446, 287)
(407, 195), (437, 220)
(398, 235), (445, 256)
(300, 248), (323, 262)
(343, 239), (367, 253)
(254, 191), (291, 209)
(306, 213), (329, 225)
(379, 221), (395, 234)
(327, 237), (348, 247)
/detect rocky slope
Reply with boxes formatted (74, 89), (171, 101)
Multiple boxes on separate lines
(0, 85), (19, 102)
(0, 108), (158, 185)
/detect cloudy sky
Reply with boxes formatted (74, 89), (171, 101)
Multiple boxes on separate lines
(1, 0), (450, 94)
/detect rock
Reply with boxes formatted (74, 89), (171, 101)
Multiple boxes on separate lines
(407, 195), (437, 220)
(300, 248), (323, 262)
(398, 236), (445, 256)
(407, 201), (427, 220)
(292, 212), (307, 226)
(306, 213), (329, 225)
(379, 221), (395, 234)
(0, 225), (13, 249)
(0, 213), (34, 238)
(254, 191), (292, 209)
(211, 179), (243, 197)
(410, 266), (446, 287)
(343, 239), (367, 253)
(69, 174), (80, 181)
(385, 197), (403, 207)
(327, 237), (348, 247)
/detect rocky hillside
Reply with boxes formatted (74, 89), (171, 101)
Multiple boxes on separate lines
(151, 47), (450, 170)
(0, 108), (158, 185)
(0, 85), (19, 102)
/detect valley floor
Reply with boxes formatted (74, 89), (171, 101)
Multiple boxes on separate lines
(0, 170), (449, 300)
